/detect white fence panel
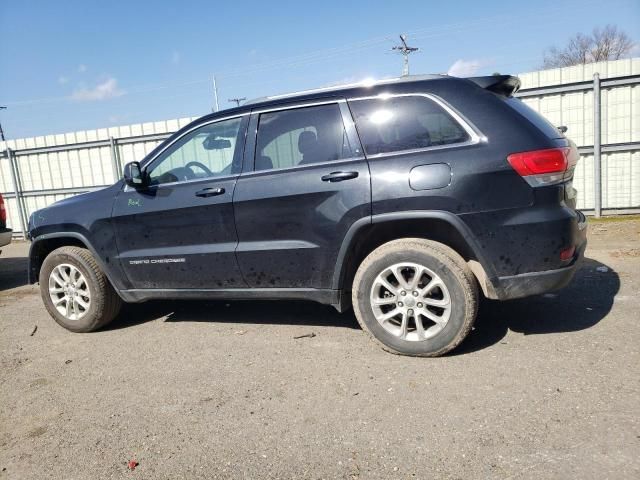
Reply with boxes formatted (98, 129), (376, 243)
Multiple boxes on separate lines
(573, 154), (594, 210)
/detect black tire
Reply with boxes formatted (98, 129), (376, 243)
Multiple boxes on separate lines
(39, 246), (122, 332)
(352, 238), (478, 357)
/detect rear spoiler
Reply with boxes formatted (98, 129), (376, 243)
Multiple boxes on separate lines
(467, 75), (521, 97)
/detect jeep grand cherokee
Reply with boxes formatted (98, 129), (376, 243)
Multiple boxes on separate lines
(27, 74), (587, 356)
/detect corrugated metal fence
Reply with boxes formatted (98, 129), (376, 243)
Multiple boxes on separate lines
(0, 117), (196, 237)
(519, 73), (640, 214)
(1, 71), (639, 238)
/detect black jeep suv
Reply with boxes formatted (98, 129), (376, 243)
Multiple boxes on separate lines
(27, 74), (587, 356)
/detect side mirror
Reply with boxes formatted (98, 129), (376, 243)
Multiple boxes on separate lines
(123, 161), (145, 187)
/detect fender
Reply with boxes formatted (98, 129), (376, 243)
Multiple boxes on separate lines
(28, 231), (129, 295)
(331, 210), (499, 291)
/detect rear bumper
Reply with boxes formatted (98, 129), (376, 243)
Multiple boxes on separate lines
(491, 214), (587, 300)
(0, 228), (12, 248)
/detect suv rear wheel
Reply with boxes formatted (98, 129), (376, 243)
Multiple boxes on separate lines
(39, 246), (122, 332)
(352, 238), (478, 356)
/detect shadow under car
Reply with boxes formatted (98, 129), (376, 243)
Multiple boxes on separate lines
(104, 257), (619, 355)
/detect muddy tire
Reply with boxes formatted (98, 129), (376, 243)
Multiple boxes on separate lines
(352, 238), (478, 357)
(39, 246), (122, 332)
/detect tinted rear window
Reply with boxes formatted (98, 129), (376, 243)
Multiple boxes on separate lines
(504, 98), (563, 139)
(255, 103), (355, 171)
(349, 96), (470, 155)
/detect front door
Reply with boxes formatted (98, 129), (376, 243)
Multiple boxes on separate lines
(233, 101), (370, 289)
(112, 115), (248, 289)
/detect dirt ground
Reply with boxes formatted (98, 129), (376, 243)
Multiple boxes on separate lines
(1, 218), (638, 479)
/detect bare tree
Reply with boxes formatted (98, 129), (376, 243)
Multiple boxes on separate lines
(591, 25), (634, 61)
(543, 25), (634, 68)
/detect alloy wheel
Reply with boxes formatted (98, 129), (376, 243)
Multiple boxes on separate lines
(370, 262), (452, 341)
(48, 264), (91, 321)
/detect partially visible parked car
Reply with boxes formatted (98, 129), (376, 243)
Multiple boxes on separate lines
(0, 193), (12, 254)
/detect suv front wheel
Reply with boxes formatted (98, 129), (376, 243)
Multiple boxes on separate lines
(352, 238), (478, 357)
(39, 246), (122, 332)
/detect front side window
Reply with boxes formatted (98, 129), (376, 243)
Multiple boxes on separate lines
(148, 117), (244, 185)
(255, 103), (355, 171)
(349, 96), (470, 155)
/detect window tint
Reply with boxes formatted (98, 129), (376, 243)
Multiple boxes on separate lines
(255, 104), (354, 171)
(148, 117), (244, 185)
(349, 96), (470, 155)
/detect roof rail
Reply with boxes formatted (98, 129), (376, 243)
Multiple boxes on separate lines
(244, 74), (444, 105)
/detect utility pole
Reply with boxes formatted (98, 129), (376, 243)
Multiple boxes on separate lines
(228, 97), (246, 107)
(392, 34), (419, 76)
(212, 74), (220, 112)
(0, 106), (6, 142)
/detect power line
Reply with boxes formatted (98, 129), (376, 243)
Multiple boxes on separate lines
(392, 34), (419, 76)
(1, 2), (603, 110)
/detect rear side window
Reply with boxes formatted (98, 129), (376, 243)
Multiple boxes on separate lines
(503, 97), (563, 139)
(349, 95), (470, 155)
(255, 103), (355, 171)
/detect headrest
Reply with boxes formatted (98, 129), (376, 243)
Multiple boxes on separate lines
(298, 130), (317, 155)
(255, 155), (273, 171)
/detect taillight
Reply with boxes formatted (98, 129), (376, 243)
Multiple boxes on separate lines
(0, 195), (6, 223)
(507, 147), (577, 187)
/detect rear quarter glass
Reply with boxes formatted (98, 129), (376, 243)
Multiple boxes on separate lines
(503, 97), (564, 140)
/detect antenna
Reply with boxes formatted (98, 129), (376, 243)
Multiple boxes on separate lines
(392, 34), (419, 76)
(228, 97), (246, 107)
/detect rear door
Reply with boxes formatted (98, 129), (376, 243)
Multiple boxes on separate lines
(233, 100), (370, 289)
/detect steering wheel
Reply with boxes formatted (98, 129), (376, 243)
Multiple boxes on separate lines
(185, 161), (214, 176)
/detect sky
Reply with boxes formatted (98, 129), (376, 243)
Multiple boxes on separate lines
(1, 0), (638, 139)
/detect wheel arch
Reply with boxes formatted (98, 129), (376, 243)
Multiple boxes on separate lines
(29, 232), (125, 295)
(332, 211), (499, 303)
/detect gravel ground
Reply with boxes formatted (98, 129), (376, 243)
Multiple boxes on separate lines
(1, 218), (639, 479)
